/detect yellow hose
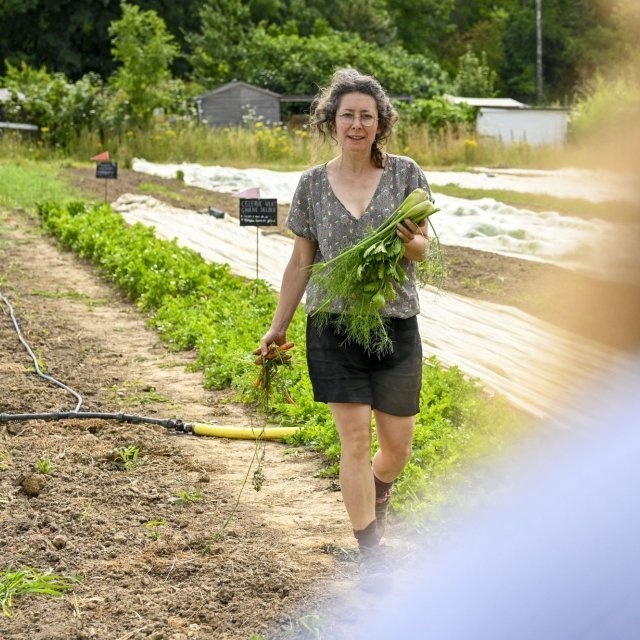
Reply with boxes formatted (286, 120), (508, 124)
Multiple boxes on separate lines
(191, 423), (300, 440)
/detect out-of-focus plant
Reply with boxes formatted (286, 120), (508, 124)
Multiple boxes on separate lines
(452, 48), (498, 98)
(2, 62), (106, 148)
(570, 71), (640, 140)
(107, 2), (179, 128)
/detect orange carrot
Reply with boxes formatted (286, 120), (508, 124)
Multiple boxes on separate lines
(284, 390), (297, 406)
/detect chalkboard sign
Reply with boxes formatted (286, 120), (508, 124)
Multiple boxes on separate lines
(239, 198), (278, 226)
(96, 161), (118, 179)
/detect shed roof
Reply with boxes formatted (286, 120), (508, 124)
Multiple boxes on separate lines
(196, 81), (281, 101)
(444, 94), (528, 109)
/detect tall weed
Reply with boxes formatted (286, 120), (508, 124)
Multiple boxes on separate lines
(3, 118), (571, 170)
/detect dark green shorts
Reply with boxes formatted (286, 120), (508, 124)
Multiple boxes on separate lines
(306, 314), (423, 417)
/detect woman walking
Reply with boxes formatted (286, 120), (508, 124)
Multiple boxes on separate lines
(259, 68), (432, 590)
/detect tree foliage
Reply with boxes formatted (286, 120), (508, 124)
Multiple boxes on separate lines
(452, 49), (498, 98)
(0, 0), (635, 122)
(395, 97), (477, 131)
(0, 0), (122, 79)
(219, 27), (449, 98)
(2, 62), (105, 146)
(108, 2), (179, 126)
(188, 0), (255, 85)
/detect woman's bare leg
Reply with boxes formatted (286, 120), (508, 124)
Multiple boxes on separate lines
(329, 402), (375, 531)
(372, 410), (415, 483)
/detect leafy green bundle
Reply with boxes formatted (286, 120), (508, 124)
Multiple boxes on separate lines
(308, 188), (442, 355)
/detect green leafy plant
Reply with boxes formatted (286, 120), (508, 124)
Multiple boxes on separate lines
(170, 488), (204, 506)
(145, 519), (167, 541)
(80, 499), (93, 525)
(0, 566), (80, 617)
(309, 189), (441, 354)
(35, 458), (56, 474)
(108, 2), (179, 127)
(26, 349), (48, 375)
(452, 48), (498, 98)
(115, 445), (142, 471)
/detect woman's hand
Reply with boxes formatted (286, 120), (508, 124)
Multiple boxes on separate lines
(397, 219), (429, 261)
(259, 329), (287, 357)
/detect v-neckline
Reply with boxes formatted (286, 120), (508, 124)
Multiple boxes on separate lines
(323, 158), (389, 221)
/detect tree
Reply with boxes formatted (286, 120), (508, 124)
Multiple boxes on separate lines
(500, 0), (627, 103)
(440, 6), (509, 78)
(0, 0), (122, 80)
(135, 0), (204, 76)
(309, 0), (396, 46)
(187, 0), (255, 84)
(388, 0), (455, 56)
(452, 49), (498, 97)
(228, 27), (448, 98)
(108, 2), (179, 126)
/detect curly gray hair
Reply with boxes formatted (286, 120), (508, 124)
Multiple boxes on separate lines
(310, 68), (398, 168)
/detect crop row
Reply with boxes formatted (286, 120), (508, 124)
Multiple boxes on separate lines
(37, 199), (522, 516)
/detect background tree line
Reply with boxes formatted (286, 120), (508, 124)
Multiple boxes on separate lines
(0, 0), (637, 154)
(0, 0), (633, 103)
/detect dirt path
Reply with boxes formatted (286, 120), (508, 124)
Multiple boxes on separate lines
(0, 207), (354, 639)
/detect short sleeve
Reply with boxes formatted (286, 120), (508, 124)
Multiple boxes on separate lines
(404, 157), (434, 203)
(285, 171), (317, 241)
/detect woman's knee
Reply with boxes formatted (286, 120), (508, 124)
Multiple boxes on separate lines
(330, 403), (372, 459)
(380, 441), (412, 467)
(339, 428), (372, 459)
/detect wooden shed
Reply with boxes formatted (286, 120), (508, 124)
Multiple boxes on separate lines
(195, 81), (282, 127)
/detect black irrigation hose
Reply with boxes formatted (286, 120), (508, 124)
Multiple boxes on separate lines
(0, 291), (196, 433)
(1, 291), (83, 412)
(0, 411), (189, 430)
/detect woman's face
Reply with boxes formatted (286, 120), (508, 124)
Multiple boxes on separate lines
(334, 92), (380, 153)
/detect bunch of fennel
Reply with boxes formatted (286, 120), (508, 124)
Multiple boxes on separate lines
(308, 188), (442, 355)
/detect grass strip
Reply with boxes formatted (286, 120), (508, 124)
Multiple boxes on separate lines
(0, 161), (80, 212)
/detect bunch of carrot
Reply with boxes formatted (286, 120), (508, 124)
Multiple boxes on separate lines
(252, 342), (296, 407)
(308, 188), (441, 355)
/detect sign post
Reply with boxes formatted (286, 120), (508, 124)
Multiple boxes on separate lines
(238, 195), (278, 280)
(91, 151), (117, 202)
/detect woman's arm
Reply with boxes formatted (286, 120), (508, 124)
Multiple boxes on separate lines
(259, 235), (318, 354)
(396, 218), (428, 262)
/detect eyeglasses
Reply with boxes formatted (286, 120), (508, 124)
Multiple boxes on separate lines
(337, 113), (378, 127)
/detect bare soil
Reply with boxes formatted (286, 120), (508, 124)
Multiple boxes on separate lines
(0, 207), (354, 640)
(1, 166), (638, 639)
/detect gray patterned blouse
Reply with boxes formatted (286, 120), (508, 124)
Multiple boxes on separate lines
(286, 154), (432, 318)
